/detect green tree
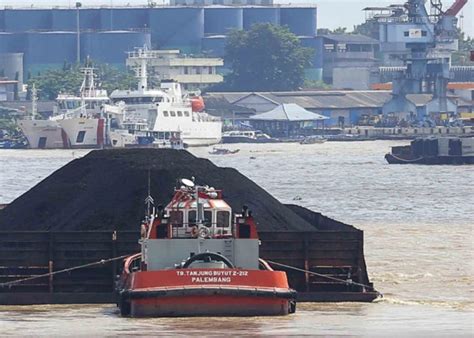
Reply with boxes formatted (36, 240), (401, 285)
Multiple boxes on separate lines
(223, 24), (313, 91)
(451, 28), (474, 65)
(353, 21), (379, 39)
(27, 62), (136, 100)
(317, 27), (348, 35)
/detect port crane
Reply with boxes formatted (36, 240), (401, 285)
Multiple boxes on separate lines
(377, 0), (469, 125)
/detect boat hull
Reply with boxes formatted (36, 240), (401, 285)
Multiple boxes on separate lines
(385, 153), (474, 165)
(118, 269), (296, 317)
(221, 136), (279, 144)
(183, 136), (222, 147)
(59, 118), (104, 148)
(17, 119), (66, 149)
(125, 288), (295, 317)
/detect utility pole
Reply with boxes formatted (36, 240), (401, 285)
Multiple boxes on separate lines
(76, 2), (82, 64)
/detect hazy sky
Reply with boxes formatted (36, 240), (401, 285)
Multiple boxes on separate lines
(3, 0), (473, 37)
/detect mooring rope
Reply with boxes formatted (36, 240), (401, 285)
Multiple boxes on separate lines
(0, 254), (131, 288)
(266, 260), (383, 297)
(1, 255), (382, 298)
(389, 153), (424, 163)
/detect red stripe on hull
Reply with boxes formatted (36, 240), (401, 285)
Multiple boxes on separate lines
(60, 129), (70, 149)
(97, 118), (105, 147)
(131, 295), (291, 317)
(128, 269), (291, 289)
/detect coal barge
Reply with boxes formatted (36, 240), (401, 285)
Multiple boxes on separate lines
(0, 149), (379, 304)
(386, 137), (474, 165)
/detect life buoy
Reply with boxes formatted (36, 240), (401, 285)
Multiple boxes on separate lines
(198, 227), (210, 238)
(182, 252), (234, 269)
(191, 96), (205, 112)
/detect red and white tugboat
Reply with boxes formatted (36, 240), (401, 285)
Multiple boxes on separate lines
(116, 178), (296, 317)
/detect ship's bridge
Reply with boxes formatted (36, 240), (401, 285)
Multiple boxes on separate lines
(164, 191), (232, 238)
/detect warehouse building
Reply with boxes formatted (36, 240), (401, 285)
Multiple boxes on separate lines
(204, 90), (473, 127)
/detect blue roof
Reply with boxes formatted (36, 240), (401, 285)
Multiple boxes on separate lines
(249, 103), (329, 122)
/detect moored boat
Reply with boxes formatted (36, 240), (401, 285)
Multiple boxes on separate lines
(299, 135), (327, 144)
(385, 137), (474, 165)
(116, 178), (296, 317)
(208, 147), (240, 155)
(18, 68), (110, 149)
(109, 48), (222, 147)
(221, 130), (278, 144)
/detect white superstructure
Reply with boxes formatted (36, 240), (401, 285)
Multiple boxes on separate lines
(109, 48), (222, 147)
(17, 84), (65, 148)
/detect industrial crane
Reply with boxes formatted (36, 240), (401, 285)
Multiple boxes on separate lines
(379, 0), (468, 126)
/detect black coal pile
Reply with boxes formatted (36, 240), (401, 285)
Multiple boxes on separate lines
(0, 149), (354, 232)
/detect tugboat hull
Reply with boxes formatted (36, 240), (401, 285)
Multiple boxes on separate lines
(127, 291), (294, 317)
(118, 269), (296, 317)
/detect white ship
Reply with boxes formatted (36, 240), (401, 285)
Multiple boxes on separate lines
(108, 48), (222, 147)
(18, 68), (110, 149)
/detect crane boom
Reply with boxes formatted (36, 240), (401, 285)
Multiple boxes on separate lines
(445, 0), (468, 16)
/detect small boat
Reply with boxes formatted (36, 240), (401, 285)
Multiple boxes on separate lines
(385, 137), (474, 165)
(221, 130), (279, 144)
(116, 178), (296, 317)
(0, 138), (28, 149)
(299, 135), (327, 144)
(208, 147), (240, 155)
(109, 48), (222, 147)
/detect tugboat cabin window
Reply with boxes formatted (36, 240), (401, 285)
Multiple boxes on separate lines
(216, 211), (230, 227)
(188, 210), (213, 227)
(169, 210), (183, 227)
(170, 111), (176, 117)
(76, 131), (86, 143)
(177, 111), (183, 117)
(204, 211), (212, 226)
(184, 111), (190, 117)
(163, 111), (169, 117)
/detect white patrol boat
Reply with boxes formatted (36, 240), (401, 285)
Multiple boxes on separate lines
(108, 48), (222, 147)
(18, 68), (110, 149)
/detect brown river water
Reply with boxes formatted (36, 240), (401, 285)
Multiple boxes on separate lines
(0, 141), (473, 336)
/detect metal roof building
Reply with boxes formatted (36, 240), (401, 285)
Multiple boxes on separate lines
(247, 103), (328, 137)
(204, 90), (473, 126)
(249, 103), (328, 121)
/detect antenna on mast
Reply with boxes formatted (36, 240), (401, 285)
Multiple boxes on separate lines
(31, 83), (38, 120)
(144, 169), (154, 220)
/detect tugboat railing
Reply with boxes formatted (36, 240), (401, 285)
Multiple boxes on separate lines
(167, 222), (233, 239)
